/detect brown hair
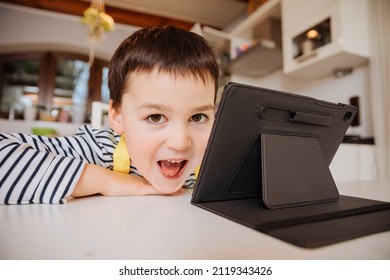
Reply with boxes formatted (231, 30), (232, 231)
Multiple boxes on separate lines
(108, 25), (219, 109)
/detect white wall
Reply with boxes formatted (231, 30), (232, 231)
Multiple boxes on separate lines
(0, 2), (139, 61)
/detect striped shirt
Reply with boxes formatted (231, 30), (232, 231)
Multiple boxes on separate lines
(0, 125), (196, 205)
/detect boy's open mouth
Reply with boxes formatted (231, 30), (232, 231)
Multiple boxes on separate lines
(158, 160), (187, 178)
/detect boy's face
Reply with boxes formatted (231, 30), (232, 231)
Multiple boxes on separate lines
(110, 70), (215, 194)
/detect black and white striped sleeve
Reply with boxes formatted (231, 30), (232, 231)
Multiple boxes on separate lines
(0, 125), (117, 205)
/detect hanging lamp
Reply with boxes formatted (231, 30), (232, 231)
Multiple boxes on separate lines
(81, 0), (115, 65)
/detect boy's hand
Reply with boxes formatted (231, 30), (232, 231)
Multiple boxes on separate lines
(72, 164), (182, 198)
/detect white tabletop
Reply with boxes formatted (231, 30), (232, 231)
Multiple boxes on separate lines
(1, 180), (389, 260)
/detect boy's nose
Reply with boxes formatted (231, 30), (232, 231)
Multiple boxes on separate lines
(166, 124), (192, 151)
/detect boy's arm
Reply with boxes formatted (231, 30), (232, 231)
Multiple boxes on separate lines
(72, 163), (161, 197)
(0, 135), (85, 204)
(1, 126), (159, 205)
(0, 127), (172, 204)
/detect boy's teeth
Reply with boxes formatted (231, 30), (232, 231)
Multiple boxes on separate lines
(167, 160), (182, 163)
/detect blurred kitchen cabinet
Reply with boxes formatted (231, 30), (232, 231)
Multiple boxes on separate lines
(281, 0), (370, 78)
(201, 0), (283, 78)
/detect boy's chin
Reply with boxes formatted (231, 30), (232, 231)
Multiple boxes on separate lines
(146, 164), (195, 194)
(153, 182), (183, 194)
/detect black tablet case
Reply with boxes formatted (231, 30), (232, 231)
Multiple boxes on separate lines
(191, 83), (390, 248)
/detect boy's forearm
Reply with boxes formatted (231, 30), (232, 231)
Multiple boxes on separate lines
(71, 164), (108, 197)
(72, 164), (159, 198)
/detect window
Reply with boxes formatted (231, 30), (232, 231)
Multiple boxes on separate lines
(0, 52), (109, 122)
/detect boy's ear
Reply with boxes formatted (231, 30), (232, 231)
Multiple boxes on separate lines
(109, 101), (124, 134)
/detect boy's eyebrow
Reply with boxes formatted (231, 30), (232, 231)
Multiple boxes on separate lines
(137, 103), (169, 111)
(137, 103), (214, 112)
(195, 105), (215, 111)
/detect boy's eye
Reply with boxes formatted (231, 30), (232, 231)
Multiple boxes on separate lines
(148, 114), (165, 123)
(190, 114), (207, 123)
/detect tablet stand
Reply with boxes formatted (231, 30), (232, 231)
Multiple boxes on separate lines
(260, 133), (339, 209)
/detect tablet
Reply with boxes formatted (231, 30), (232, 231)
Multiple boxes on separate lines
(192, 82), (357, 209)
(191, 83), (390, 248)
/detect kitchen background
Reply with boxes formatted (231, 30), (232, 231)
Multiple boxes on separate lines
(0, 0), (389, 182)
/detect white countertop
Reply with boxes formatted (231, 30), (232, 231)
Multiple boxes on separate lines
(0, 119), (82, 136)
(0, 180), (389, 260)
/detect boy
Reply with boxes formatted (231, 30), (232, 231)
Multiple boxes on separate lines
(0, 25), (219, 204)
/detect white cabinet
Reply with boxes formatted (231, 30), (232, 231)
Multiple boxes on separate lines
(0, 119), (81, 136)
(200, 0), (283, 78)
(330, 143), (377, 182)
(282, 0), (370, 78)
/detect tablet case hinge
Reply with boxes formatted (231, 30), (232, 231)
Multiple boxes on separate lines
(260, 133), (339, 209)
